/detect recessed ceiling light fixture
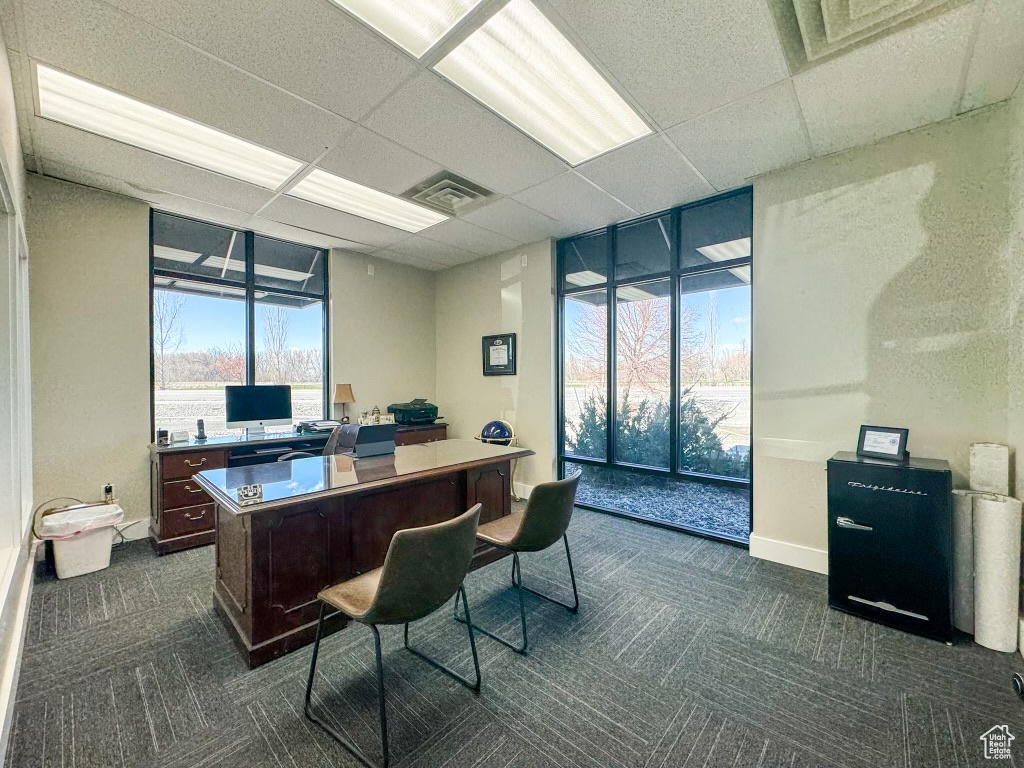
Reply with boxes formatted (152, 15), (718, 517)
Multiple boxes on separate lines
(35, 65), (303, 190)
(329, 0), (486, 58)
(434, 0), (651, 165)
(287, 169), (449, 233)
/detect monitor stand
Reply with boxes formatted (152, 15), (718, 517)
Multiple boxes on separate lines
(245, 426), (266, 439)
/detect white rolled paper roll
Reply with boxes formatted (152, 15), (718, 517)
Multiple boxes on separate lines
(973, 493), (1023, 652)
(952, 490), (981, 634)
(970, 443), (1010, 496)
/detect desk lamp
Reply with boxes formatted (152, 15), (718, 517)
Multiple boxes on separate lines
(334, 383), (355, 423)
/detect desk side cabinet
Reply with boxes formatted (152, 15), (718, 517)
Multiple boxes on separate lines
(827, 452), (953, 642)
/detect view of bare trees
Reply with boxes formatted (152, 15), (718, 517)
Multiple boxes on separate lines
(152, 290), (322, 388)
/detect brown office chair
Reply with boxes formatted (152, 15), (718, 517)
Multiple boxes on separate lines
(455, 471), (581, 654)
(304, 504), (483, 768)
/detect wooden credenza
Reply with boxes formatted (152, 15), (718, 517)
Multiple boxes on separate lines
(150, 424), (447, 554)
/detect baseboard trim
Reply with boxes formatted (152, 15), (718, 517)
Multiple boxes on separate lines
(749, 533), (828, 575)
(513, 482), (535, 500)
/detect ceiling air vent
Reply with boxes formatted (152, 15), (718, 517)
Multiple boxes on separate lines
(401, 172), (495, 217)
(768, 0), (970, 73)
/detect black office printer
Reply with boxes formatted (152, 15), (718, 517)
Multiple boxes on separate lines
(387, 399), (439, 425)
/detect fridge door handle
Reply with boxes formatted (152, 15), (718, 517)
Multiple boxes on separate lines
(836, 516), (873, 531)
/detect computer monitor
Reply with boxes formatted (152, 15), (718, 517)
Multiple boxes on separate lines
(225, 385), (292, 434)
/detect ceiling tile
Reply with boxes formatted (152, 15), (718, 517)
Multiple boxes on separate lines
(246, 216), (375, 252)
(388, 235), (480, 266)
(461, 197), (559, 243)
(665, 80), (812, 190)
(576, 134), (714, 213)
(34, 119), (274, 213)
(546, 0), (789, 128)
(959, 0), (1024, 113)
(102, 0), (416, 122)
(374, 248), (447, 271)
(793, 3), (977, 156)
(363, 72), (568, 196)
(512, 172), (636, 236)
(25, 0), (350, 161)
(419, 218), (518, 256)
(317, 126), (443, 195)
(260, 195), (410, 249)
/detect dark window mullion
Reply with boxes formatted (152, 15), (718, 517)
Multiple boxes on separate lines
(321, 249), (330, 420)
(606, 226), (616, 466)
(669, 208), (681, 474)
(245, 230), (256, 386)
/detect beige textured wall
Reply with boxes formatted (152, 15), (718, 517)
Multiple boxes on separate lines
(753, 106), (1013, 554)
(1009, 86), (1024, 497)
(329, 251), (436, 419)
(27, 176), (151, 531)
(435, 240), (556, 492)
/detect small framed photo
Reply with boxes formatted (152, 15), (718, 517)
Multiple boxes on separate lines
(857, 425), (909, 461)
(482, 333), (517, 376)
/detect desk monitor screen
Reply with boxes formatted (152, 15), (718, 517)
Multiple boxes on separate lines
(225, 385), (292, 429)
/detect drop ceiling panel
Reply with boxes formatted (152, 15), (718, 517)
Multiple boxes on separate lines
(545, 0), (790, 129)
(388, 235), (480, 266)
(245, 216), (375, 252)
(959, 0), (1024, 113)
(363, 72), (568, 196)
(461, 198), (559, 243)
(101, 0), (416, 122)
(576, 134), (714, 213)
(34, 120), (275, 213)
(666, 81), (812, 190)
(25, 0), (350, 161)
(793, 2), (976, 156)
(259, 195), (410, 248)
(419, 218), (518, 256)
(512, 172), (636, 236)
(317, 126), (443, 196)
(373, 249), (446, 271)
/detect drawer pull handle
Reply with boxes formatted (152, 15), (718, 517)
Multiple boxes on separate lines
(183, 485), (205, 494)
(184, 510), (207, 521)
(184, 458), (207, 467)
(836, 516), (873, 532)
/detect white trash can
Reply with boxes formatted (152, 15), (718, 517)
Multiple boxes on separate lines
(39, 504), (125, 579)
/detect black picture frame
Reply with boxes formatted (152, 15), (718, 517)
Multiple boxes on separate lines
(857, 425), (909, 461)
(482, 333), (516, 376)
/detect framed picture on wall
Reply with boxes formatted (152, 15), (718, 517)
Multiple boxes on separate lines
(856, 425), (909, 461)
(482, 333), (516, 376)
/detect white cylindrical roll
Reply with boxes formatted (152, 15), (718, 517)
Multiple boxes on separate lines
(973, 493), (1023, 652)
(970, 443), (1010, 496)
(952, 490), (979, 634)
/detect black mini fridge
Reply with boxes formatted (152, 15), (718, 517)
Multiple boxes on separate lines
(827, 452), (953, 642)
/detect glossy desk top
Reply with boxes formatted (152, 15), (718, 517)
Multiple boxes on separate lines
(152, 424), (448, 454)
(193, 439), (533, 514)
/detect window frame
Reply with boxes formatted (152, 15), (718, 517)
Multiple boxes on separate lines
(149, 210), (330, 437)
(556, 187), (753, 545)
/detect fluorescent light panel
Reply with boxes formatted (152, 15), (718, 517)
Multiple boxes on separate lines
(330, 0), (485, 58)
(153, 245), (203, 264)
(434, 0), (651, 165)
(565, 270), (605, 287)
(154, 246), (311, 282)
(36, 65), (302, 189)
(287, 169), (448, 233)
(696, 237), (752, 285)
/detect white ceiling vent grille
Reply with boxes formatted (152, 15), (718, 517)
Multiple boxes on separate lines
(769, 0), (969, 72)
(401, 172), (495, 217)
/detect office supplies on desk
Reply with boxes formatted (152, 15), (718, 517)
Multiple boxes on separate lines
(296, 420), (341, 434)
(336, 423), (399, 458)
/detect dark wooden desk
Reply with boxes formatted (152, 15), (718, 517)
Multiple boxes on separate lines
(149, 424), (448, 554)
(192, 439), (533, 668)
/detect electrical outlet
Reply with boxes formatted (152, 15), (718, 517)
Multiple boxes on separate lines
(367, 263), (375, 277)
(103, 483), (114, 503)
(521, 253), (528, 268)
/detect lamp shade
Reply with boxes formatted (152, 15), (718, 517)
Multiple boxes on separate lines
(333, 383), (355, 404)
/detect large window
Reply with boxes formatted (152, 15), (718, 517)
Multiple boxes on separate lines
(151, 212), (328, 437)
(558, 189), (752, 543)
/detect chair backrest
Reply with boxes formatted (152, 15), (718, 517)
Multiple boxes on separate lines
(322, 426), (345, 456)
(362, 504), (481, 626)
(508, 471), (581, 552)
(277, 451), (316, 462)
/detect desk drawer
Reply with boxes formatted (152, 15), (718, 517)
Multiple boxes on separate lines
(162, 504), (214, 538)
(396, 426), (447, 446)
(161, 450), (225, 481)
(163, 478), (213, 509)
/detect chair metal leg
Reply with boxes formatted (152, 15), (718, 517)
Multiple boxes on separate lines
(457, 537), (580, 653)
(303, 603), (390, 768)
(404, 585), (481, 692)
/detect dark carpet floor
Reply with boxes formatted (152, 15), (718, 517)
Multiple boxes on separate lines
(6, 508), (1023, 768)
